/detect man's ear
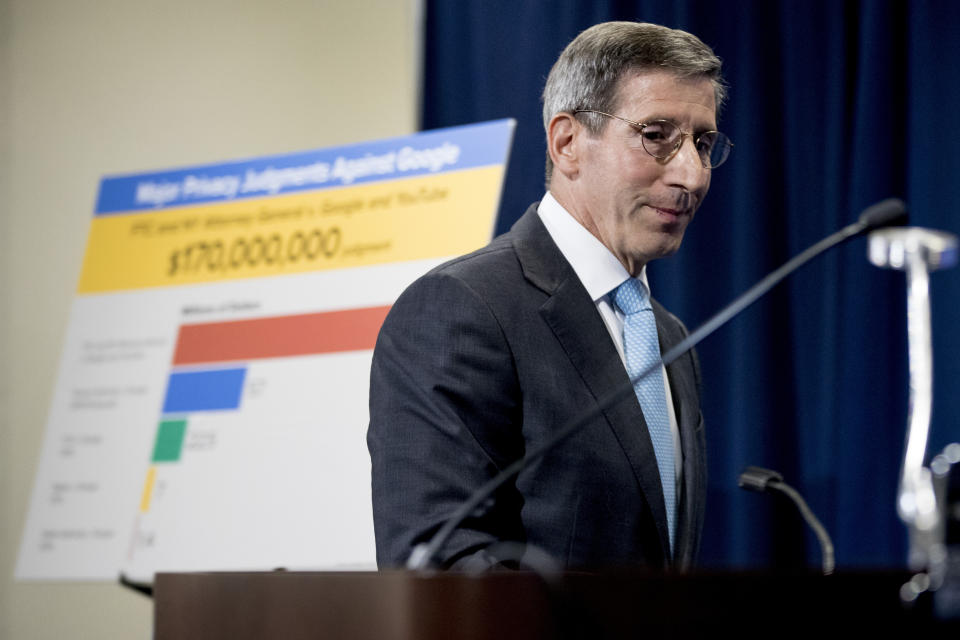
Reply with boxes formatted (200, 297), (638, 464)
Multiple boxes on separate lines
(547, 112), (580, 179)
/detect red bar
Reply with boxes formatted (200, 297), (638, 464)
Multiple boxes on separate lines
(172, 306), (392, 365)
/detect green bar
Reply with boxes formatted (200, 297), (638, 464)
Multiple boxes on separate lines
(152, 419), (187, 463)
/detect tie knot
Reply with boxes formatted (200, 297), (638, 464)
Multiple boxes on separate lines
(613, 278), (651, 315)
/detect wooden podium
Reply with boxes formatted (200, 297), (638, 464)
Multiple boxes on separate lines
(154, 569), (955, 638)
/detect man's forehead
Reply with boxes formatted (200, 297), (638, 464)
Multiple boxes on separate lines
(612, 69), (718, 120)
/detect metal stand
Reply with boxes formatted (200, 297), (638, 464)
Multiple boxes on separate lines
(868, 227), (958, 612)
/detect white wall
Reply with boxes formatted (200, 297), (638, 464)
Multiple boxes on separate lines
(0, 1), (420, 637)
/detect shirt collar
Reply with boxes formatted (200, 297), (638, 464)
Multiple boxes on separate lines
(536, 191), (650, 301)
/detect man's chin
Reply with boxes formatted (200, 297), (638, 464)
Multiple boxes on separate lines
(644, 235), (685, 262)
(624, 244), (681, 272)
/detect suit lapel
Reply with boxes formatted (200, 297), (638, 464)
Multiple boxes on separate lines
(510, 207), (672, 561)
(654, 302), (703, 568)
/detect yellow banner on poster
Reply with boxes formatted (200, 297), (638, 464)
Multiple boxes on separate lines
(77, 167), (503, 294)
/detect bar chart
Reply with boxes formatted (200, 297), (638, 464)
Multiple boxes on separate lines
(128, 305), (392, 574)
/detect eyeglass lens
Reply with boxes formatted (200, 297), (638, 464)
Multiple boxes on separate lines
(641, 121), (731, 168)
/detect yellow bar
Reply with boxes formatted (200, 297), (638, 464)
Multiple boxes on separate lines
(77, 166), (504, 293)
(139, 467), (157, 513)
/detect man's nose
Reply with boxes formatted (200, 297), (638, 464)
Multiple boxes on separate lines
(665, 136), (710, 192)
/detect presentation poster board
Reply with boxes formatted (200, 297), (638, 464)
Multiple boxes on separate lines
(16, 120), (515, 580)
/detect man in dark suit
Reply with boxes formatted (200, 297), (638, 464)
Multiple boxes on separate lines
(368, 22), (732, 570)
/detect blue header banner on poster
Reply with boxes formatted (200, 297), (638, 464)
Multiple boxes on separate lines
(94, 119), (516, 215)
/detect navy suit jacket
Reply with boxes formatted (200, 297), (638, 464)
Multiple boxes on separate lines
(368, 204), (706, 570)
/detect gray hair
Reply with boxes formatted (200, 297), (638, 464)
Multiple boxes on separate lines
(541, 22), (727, 184)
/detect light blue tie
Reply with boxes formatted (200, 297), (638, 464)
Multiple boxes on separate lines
(613, 278), (675, 553)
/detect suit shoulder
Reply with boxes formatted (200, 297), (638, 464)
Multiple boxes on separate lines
(427, 233), (518, 279)
(400, 233), (524, 302)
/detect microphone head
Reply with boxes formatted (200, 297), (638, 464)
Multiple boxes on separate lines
(738, 466), (784, 493)
(858, 198), (908, 231)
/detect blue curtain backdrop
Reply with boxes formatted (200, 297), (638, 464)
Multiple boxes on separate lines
(421, 0), (960, 569)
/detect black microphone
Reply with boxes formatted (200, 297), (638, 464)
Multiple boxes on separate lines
(738, 466), (835, 575)
(859, 197), (908, 230)
(406, 198), (908, 571)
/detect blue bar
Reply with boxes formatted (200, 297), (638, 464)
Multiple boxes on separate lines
(94, 119), (516, 215)
(162, 368), (246, 413)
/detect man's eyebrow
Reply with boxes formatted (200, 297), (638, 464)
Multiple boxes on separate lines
(639, 113), (718, 133)
(617, 107), (716, 125)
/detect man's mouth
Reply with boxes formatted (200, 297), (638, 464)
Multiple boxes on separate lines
(650, 190), (696, 219)
(651, 206), (690, 220)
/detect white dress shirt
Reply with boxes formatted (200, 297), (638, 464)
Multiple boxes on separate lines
(536, 192), (683, 493)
